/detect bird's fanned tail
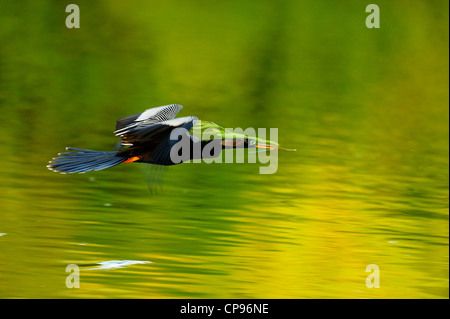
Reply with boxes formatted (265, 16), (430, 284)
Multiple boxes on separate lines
(47, 147), (126, 174)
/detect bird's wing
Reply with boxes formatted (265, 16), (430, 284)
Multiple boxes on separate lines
(117, 116), (198, 146)
(128, 116), (198, 166)
(114, 104), (183, 137)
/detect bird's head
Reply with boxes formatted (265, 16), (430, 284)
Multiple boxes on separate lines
(245, 138), (278, 150)
(221, 137), (271, 149)
(221, 137), (294, 151)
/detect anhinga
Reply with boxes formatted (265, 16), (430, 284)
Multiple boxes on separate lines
(47, 104), (291, 174)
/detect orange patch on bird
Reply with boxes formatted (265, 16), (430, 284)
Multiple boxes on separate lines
(123, 156), (140, 164)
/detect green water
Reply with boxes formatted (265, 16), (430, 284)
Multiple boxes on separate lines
(0, 0), (448, 298)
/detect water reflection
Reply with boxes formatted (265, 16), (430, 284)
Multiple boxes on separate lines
(84, 260), (152, 271)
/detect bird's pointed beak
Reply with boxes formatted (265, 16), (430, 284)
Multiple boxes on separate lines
(256, 143), (279, 150)
(256, 143), (296, 151)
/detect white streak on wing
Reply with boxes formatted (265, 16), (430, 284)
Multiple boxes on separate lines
(115, 124), (138, 136)
(136, 106), (164, 121)
(161, 116), (198, 127)
(114, 104), (184, 136)
(136, 104), (183, 122)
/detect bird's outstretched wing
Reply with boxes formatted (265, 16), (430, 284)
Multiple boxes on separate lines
(114, 104), (183, 138)
(117, 116), (198, 146)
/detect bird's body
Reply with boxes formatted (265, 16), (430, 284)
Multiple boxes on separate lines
(115, 135), (220, 166)
(47, 104), (286, 174)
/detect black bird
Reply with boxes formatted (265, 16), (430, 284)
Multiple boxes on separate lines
(47, 104), (283, 174)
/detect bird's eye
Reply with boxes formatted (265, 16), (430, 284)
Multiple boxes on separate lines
(249, 140), (256, 145)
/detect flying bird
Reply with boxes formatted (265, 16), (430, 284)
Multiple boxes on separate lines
(47, 104), (290, 174)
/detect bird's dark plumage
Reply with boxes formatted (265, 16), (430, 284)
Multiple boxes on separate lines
(48, 104), (199, 173)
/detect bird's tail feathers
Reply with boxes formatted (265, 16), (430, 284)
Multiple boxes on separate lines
(47, 147), (126, 174)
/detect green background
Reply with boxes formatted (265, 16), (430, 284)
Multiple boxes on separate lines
(0, 0), (448, 298)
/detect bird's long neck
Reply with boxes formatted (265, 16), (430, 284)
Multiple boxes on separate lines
(189, 139), (224, 160)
